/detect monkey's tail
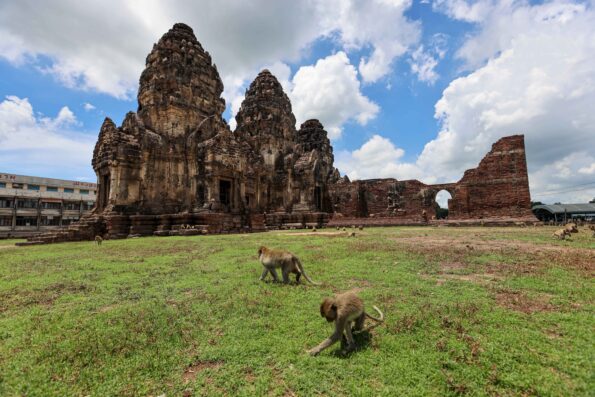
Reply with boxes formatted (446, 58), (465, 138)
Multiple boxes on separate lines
(354, 306), (384, 334)
(296, 258), (320, 285)
(365, 306), (384, 323)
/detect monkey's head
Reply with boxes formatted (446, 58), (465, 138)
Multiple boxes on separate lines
(320, 298), (337, 322)
(257, 246), (266, 257)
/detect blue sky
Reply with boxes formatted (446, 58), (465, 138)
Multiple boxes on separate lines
(1, 0), (594, 204)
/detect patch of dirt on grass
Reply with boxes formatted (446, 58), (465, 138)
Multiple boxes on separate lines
(279, 231), (348, 237)
(348, 279), (372, 288)
(97, 304), (119, 313)
(0, 282), (90, 312)
(440, 262), (466, 272)
(430, 261), (504, 285)
(396, 235), (594, 257)
(397, 235), (595, 276)
(494, 289), (555, 314)
(436, 273), (503, 285)
(243, 367), (256, 383)
(183, 360), (224, 384)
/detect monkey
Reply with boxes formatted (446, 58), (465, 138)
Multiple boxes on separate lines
(257, 246), (319, 284)
(307, 291), (384, 356)
(588, 224), (595, 237)
(336, 226), (340, 230)
(94, 235), (103, 246)
(358, 225), (363, 231)
(564, 222), (578, 234)
(312, 227), (317, 232)
(342, 227), (346, 232)
(348, 231), (356, 237)
(552, 228), (571, 240)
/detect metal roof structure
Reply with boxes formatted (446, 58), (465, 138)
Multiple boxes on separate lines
(532, 203), (595, 214)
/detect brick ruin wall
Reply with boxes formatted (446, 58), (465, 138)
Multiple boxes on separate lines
(328, 135), (536, 226)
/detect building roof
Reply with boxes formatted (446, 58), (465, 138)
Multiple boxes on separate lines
(0, 173), (96, 188)
(532, 203), (595, 214)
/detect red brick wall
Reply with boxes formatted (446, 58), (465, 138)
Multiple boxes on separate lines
(329, 135), (534, 221)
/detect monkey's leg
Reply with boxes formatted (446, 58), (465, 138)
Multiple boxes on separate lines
(269, 268), (280, 282)
(308, 321), (345, 356)
(342, 322), (356, 354)
(281, 266), (290, 284)
(353, 313), (365, 332)
(259, 268), (269, 281)
(308, 331), (342, 356)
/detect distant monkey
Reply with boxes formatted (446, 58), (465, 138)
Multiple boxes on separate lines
(552, 228), (571, 240)
(307, 291), (384, 356)
(564, 222), (578, 234)
(257, 246), (319, 284)
(94, 235), (103, 246)
(336, 226), (340, 230)
(348, 232), (356, 237)
(342, 227), (346, 232)
(312, 227), (317, 232)
(358, 225), (363, 231)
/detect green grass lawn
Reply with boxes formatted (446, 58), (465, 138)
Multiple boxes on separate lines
(0, 227), (593, 396)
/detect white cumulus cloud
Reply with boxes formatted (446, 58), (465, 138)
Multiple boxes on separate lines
(289, 52), (379, 139)
(0, 96), (95, 179)
(319, 0), (421, 83)
(336, 134), (425, 180)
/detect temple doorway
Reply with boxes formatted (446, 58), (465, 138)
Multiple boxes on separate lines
(314, 186), (322, 211)
(100, 174), (110, 209)
(219, 180), (232, 208)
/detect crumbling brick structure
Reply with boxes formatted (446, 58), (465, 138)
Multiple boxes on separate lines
(328, 135), (535, 226)
(24, 23), (535, 245)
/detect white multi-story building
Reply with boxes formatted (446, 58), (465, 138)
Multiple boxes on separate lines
(0, 173), (96, 237)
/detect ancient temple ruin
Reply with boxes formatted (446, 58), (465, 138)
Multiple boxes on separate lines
(25, 23), (535, 244)
(328, 135), (535, 226)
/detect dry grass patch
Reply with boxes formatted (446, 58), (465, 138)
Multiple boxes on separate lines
(494, 289), (556, 314)
(182, 360), (224, 384)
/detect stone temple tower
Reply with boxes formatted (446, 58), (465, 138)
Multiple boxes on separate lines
(137, 23), (226, 138)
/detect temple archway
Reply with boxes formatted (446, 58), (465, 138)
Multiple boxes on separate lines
(435, 189), (452, 219)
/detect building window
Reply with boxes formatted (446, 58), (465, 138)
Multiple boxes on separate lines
(62, 217), (79, 226)
(0, 216), (12, 226)
(41, 201), (61, 210)
(40, 216), (61, 226)
(82, 201), (94, 211)
(80, 189), (89, 195)
(63, 202), (80, 211)
(0, 182), (6, 188)
(0, 198), (13, 208)
(47, 186), (58, 192)
(15, 216), (38, 227)
(27, 184), (40, 191)
(12, 183), (23, 189)
(64, 188), (74, 193)
(17, 199), (38, 209)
